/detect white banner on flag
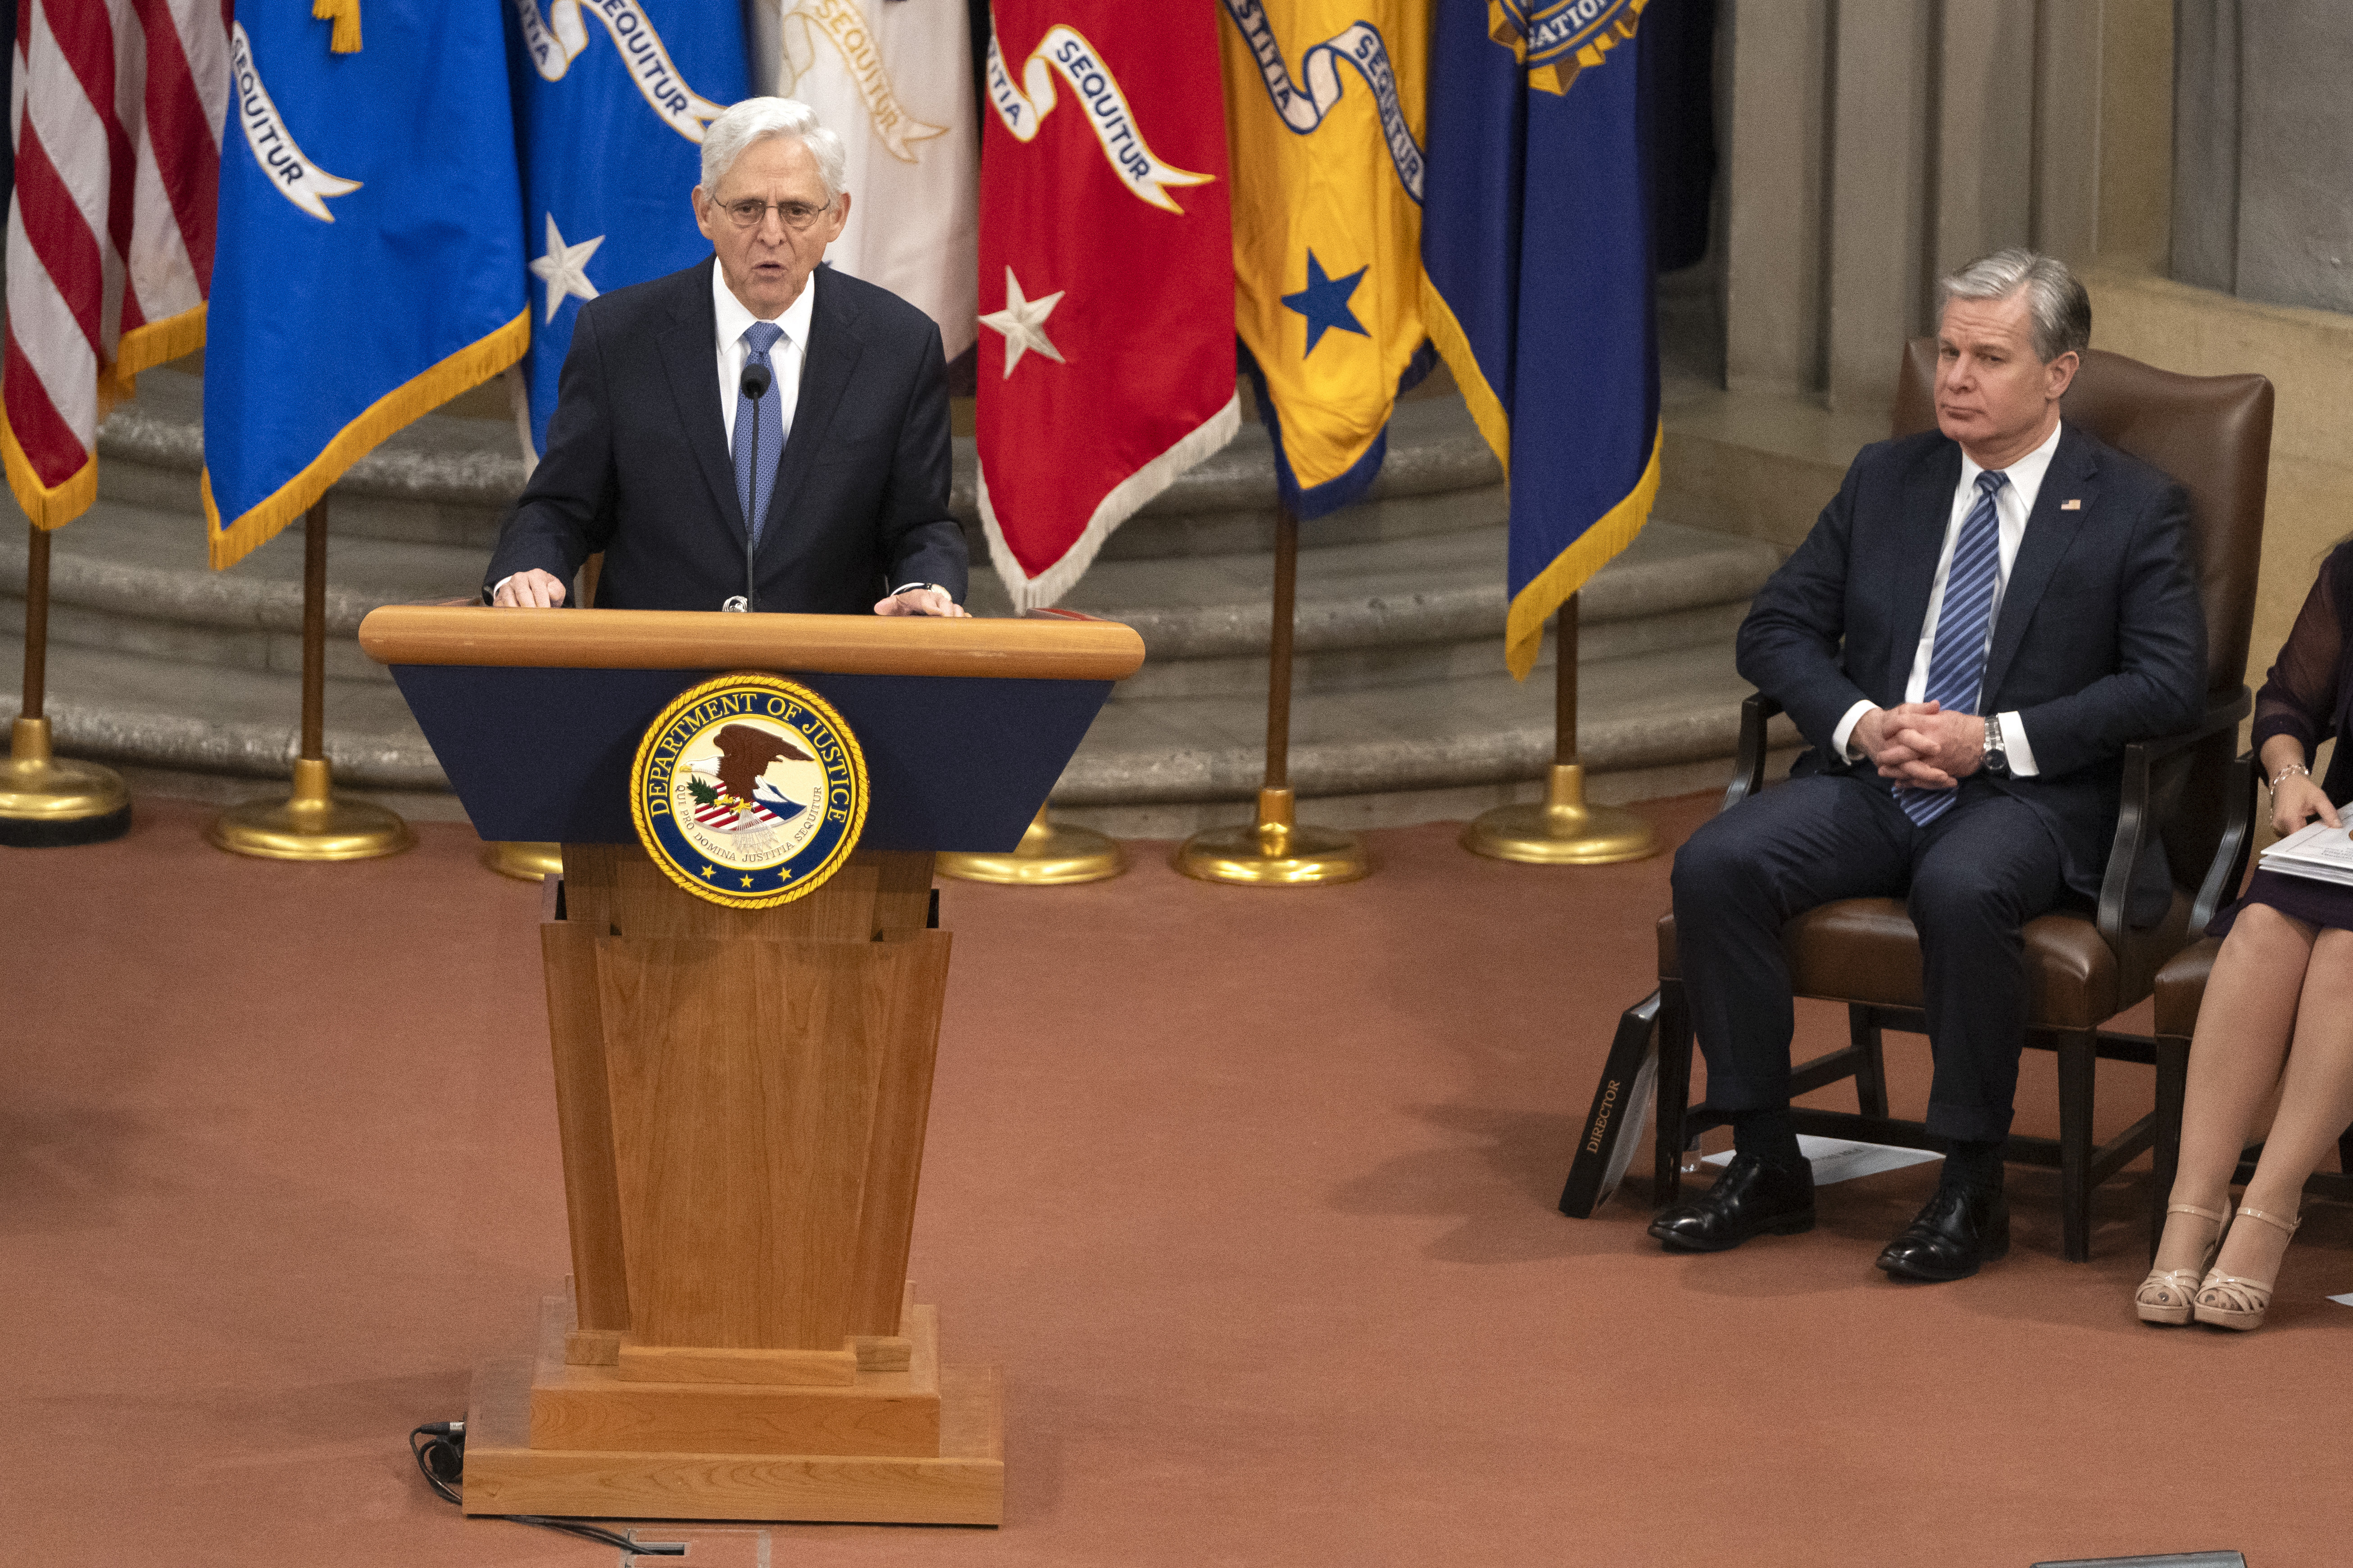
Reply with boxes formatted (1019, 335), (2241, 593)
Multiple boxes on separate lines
(774, 0), (978, 360)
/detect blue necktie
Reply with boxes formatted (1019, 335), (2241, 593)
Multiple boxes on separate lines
(1895, 469), (2008, 827)
(733, 321), (785, 544)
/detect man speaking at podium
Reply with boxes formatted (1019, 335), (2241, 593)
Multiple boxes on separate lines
(1652, 250), (2204, 1281)
(484, 98), (968, 618)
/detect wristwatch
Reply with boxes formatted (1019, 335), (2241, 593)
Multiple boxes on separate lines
(1981, 712), (2010, 777)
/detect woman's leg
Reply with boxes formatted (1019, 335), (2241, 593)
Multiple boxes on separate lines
(2206, 926), (2353, 1288)
(2153, 905), (2317, 1278)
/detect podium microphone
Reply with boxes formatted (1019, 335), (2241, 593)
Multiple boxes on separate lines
(729, 360), (774, 613)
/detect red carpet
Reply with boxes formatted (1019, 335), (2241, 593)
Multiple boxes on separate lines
(4, 794), (2345, 1566)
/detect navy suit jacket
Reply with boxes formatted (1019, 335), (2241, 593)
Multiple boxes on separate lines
(483, 259), (967, 612)
(1737, 421), (2207, 905)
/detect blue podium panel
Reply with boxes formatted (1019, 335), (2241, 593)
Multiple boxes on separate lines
(391, 665), (1114, 852)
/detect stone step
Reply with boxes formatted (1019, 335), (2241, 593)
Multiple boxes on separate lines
(0, 498), (482, 684)
(9, 449), (1774, 703)
(1015, 516), (1774, 699)
(0, 608), (1795, 808)
(2, 365), (1797, 828)
(96, 369), (1506, 557)
(0, 503), (1764, 693)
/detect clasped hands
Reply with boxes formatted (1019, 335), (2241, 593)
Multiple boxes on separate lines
(490, 569), (967, 617)
(1853, 701), (1984, 790)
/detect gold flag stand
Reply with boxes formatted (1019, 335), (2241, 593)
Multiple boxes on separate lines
(207, 499), (414, 861)
(2, 523), (132, 846)
(1174, 506), (1366, 885)
(482, 840), (562, 881)
(935, 804), (1124, 885)
(1463, 595), (1656, 865)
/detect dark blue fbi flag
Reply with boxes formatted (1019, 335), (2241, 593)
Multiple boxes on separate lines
(1419, 0), (1662, 679)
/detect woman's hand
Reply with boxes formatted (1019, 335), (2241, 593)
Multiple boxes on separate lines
(2271, 770), (2342, 837)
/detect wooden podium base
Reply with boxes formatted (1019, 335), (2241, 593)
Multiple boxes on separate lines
(462, 1292), (1003, 1525)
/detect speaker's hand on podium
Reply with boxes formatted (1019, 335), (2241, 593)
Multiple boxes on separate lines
(491, 569), (568, 608)
(874, 586), (968, 618)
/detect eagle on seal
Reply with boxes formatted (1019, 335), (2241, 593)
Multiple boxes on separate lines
(712, 723), (814, 803)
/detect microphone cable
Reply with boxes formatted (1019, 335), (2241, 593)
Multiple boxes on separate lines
(409, 1421), (685, 1556)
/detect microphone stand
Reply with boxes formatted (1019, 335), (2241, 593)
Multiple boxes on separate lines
(732, 361), (772, 612)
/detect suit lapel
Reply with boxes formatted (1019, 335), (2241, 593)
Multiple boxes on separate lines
(1886, 440), (1962, 698)
(1981, 424), (2097, 701)
(655, 258), (748, 544)
(758, 266), (865, 556)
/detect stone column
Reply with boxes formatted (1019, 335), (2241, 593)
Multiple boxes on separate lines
(1718, 0), (2174, 422)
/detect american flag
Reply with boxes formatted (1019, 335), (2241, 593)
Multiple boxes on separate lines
(3, 0), (227, 529)
(691, 796), (791, 834)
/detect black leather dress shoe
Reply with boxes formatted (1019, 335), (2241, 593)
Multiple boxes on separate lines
(1876, 1183), (2010, 1281)
(1648, 1152), (1816, 1252)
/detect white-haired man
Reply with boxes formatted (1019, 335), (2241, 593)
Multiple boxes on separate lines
(1652, 249), (2206, 1279)
(485, 98), (968, 617)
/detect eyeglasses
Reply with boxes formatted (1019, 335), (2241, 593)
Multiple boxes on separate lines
(712, 196), (833, 233)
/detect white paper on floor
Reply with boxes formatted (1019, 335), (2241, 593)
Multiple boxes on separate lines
(2326, 1293), (2353, 1307)
(1703, 1135), (1944, 1187)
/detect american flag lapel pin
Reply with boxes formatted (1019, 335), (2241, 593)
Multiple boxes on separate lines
(2060, 498), (2082, 510)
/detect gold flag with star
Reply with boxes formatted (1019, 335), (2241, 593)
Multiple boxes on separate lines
(1219, 0), (1431, 517)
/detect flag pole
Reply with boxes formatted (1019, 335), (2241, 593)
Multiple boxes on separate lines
(0, 523), (132, 845)
(206, 498), (413, 861)
(1173, 504), (1367, 885)
(1461, 594), (1655, 864)
(935, 802), (1126, 885)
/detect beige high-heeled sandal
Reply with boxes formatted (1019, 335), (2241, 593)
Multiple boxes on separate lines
(2135, 1199), (2232, 1325)
(2193, 1205), (2301, 1331)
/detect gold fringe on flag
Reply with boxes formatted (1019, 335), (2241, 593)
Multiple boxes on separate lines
(0, 419), (97, 531)
(1417, 281), (1509, 483)
(312, 0), (362, 54)
(4, 304), (211, 530)
(1501, 423), (1661, 680)
(96, 301), (209, 411)
(204, 309), (527, 570)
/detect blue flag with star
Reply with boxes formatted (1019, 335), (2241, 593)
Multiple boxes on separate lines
(1419, 0), (1662, 679)
(507, 1), (748, 456)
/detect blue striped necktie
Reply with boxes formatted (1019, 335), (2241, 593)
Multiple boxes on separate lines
(734, 320), (785, 544)
(1895, 469), (2008, 827)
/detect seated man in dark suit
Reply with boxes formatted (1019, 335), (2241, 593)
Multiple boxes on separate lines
(1652, 249), (2205, 1281)
(484, 97), (967, 617)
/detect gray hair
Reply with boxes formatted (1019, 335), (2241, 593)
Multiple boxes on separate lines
(1937, 248), (2091, 363)
(700, 97), (847, 204)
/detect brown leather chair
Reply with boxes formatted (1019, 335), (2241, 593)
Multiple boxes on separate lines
(2148, 927), (2353, 1257)
(1640, 341), (2274, 1261)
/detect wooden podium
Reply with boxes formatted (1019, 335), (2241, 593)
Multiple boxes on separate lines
(360, 607), (1144, 1525)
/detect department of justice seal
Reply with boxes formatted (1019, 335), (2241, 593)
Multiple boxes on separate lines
(628, 672), (868, 909)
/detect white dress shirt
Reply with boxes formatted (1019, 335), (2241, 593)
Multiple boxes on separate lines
(1832, 417), (2065, 777)
(713, 261), (814, 450)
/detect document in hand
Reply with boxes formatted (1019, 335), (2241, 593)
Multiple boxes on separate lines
(2256, 816), (2353, 888)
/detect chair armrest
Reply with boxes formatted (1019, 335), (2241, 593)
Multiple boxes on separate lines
(1722, 693), (1782, 812)
(2189, 749), (2260, 937)
(2094, 689), (2253, 952)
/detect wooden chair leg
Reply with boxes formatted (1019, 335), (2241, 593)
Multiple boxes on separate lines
(1655, 980), (1694, 1207)
(2152, 1033), (2191, 1262)
(1849, 1005), (1890, 1118)
(2056, 1030), (2097, 1263)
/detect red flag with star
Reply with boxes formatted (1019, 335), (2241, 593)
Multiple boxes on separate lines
(976, 3), (1237, 610)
